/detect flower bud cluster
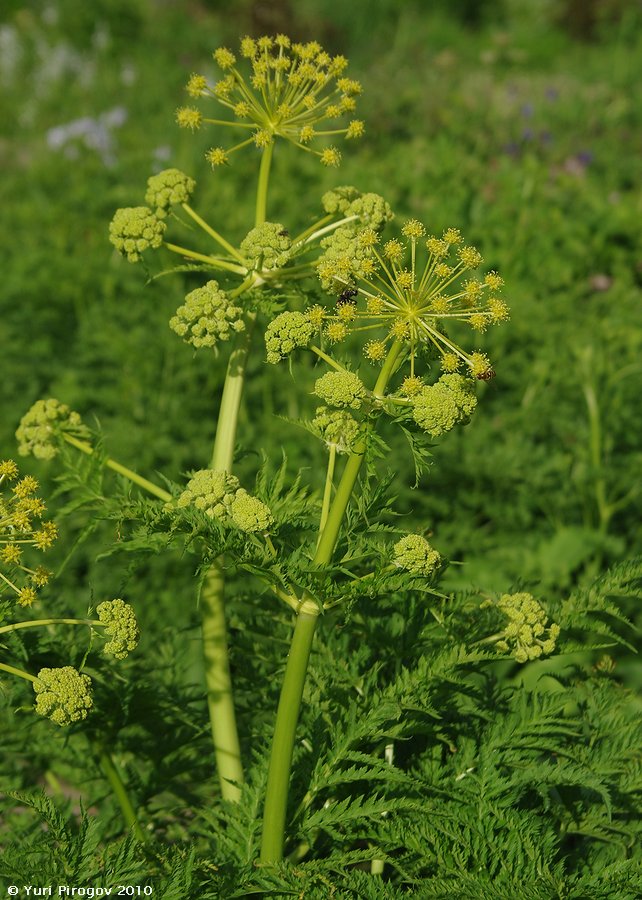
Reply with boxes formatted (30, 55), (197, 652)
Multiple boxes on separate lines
(321, 186), (394, 230)
(109, 206), (165, 262)
(312, 407), (360, 453)
(411, 374), (477, 437)
(265, 311), (315, 364)
(240, 222), (292, 271)
(170, 280), (245, 349)
(97, 599), (140, 659)
(145, 168), (196, 218)
(175, 470), (274, 533)
(393, 534), (441, 576)
(16, 398), (88, 461)
(314, 371), (367, 410)
(33, 666), (93, 726)
(1, 461), (56, 607)
(485, 592), (561, 663)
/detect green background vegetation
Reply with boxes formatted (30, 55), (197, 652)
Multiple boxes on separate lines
(1, 0), (641, 894)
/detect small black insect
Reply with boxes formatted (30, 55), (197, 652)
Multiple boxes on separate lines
(278, 228), (290, 237)
(337, 287), (358, 306)
(476, 368), (496, 381)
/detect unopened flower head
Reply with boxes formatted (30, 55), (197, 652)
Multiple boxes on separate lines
(144, 168), (196, 218)
(228, 489), (274, 533)
(97, 599), (140, 659)
(16, 398), (88, 460)
(170, 280), (245, 349)
(314, 371), (367, 410)
(109, 206), (165, 263)
(33, 666), (93, 726)
(317, 218), (507, 379)
(240, 222), (292, 271)
(178, 36), (364, 167)
(265, 311), (314, 363)
(1, 461), (56, 605)
(485, 592), (560, 663)
(312, 406), (360, 453)
(393, 534), (441, 576)
(176, 469), (240, 519)
(411, 374), (477, 437)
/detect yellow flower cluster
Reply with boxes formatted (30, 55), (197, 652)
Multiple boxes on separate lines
(176, 35), (364, 167)
(316, 219), (509, 379)
(0, 461), (56, 607)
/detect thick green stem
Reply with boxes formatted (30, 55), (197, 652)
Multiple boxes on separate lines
(0, 617), (96, 636)
(318, 445), (336, 538)
(260, 342), (403, 864)
(200, 141), (275, 802)
(62, 434), (171, 502)
(98, 750), (146, 843)
(163, 241), (246, 274)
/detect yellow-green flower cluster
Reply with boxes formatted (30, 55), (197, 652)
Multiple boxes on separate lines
(144, 168), (196, 218)
(312, 407), (360, 454)
(177, 35), (364, 167)
(393, 534), (441, 576)
(487, 592), (561, 663)
(33, 666), (93, 726)
(240, 222), (292, 270)
(317, 218), (508, 378)
(314, 371), (367, 410)
(321, 186), (394, 230)
(1, 461), (56, 607)
(176, 469), (241, 519)
(16, 398), (88, 461)
(170, 280), (245, 349)
(265, 311), (315, 364)
(109, 206), (166, 262)
(97, 599), (140, 660)
(411, 374), (478, 437)
(228, 489), (274, 533)
(174, 470), (274, 533)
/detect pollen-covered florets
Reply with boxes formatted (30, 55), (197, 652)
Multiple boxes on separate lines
(487, 592), (561, 663)
(314, 371), (367, 410)
(33, 667), (93, 727)
(393, 534), (441, 576)
(240, 222), (292, 271)
(176, 469), (240, 519)
(109, 206), (165, 263)
(228, 489), (274, 533)
(144, 168), (196, 218)
(16, 399), (88, 460)
(180, 36), (363, 167)
(265, 311), (314, 364)
(411, 375), (477, 437)
(96, 599), (140, 660)
(170, 281), (245, 349)
(312, 406), (360, 453)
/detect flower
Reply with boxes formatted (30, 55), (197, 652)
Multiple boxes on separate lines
(228, 489), (274, 533)
(1, 462), (56, 605)
(144, 168), (196, 218)
(393, 534), (441, 576)
(170, 281), (245, 349)
(97, 599), (140, 659)
(312, 407), (360, 453)
(265, 311), (314, 363)
(109, 206), (165, 262)
(33, 666), (93, 726)
(317, 218), (507, 379)
(178, 36), (364, 167)
(175, 469), (240, 519)
(485, 592), (560, 663)
(16, 398), (88, 460)
(314, 371), (367, 409)
(240, 222), (292, 270)
(411, 374), (478, 437)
